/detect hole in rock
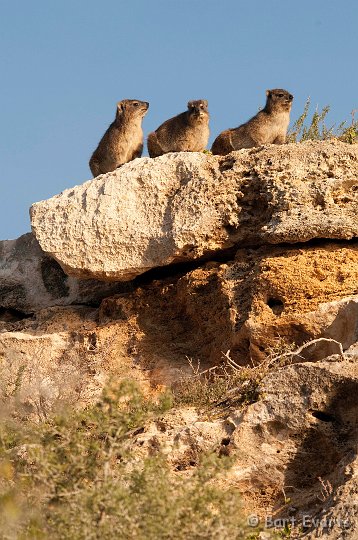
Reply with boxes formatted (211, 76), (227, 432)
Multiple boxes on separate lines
(0, 307), (32, 322)
(267, 297), (284, 315)
(311, 410), (336, 423)
(224, 224), (238, 235)
(219, 158), (235, 173)
(221, 437), (231, 446)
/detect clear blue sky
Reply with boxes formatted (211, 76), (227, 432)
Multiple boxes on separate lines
(1, 0), (357, 239)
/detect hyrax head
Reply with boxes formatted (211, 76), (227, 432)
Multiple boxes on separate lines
(266, 89), (293, 111)
(187, 99), (209, 118)
(116, 99), (149, 119)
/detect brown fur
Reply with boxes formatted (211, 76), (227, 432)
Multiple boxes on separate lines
(211, 89), (293, 155)
(147, 100), (210, 158)
(89, 99), (149, 177)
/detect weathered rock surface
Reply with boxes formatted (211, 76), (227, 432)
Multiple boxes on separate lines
(229, 355), (358, 539)
(129, 353), (358, 538)
(0, 305), (150, 421)
(1, 136), (358, 538)
(0, 267), (357, 536)
(99, 242), (358, 373)
(0, 233), (133, 314)
(30, 140), (358, 281)
(2, 239), (357, 418)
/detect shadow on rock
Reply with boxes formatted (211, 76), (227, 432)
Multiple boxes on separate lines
(280, 376), (358, 534)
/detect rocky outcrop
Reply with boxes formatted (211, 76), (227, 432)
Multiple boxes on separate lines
(0, 233), (133, 314)
(30, 140), (358, 281)
(2, 240), (356, 418)
(124, 353), (358, 539)
(230, 353), (358, 539)
(1, 299), (357, 536)
(2, 139), (358, 538)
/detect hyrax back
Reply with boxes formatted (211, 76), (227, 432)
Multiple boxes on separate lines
(89, 99), (149, 177)
(147, 100), (209, 157)
(211, 89), (293, 155)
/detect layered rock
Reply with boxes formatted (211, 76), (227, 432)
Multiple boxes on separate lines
(2, 139), (358, 538)
(2, 241), (357, 417)
(0, 233), (133, 314)
(99, 242), (358, 373)
(30, 140), (358, 281)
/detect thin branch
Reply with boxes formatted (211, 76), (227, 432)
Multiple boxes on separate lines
(221, 338), (344, 374)
(270, 337), (344, 363)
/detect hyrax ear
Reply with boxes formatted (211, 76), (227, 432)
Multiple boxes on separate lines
(187, 101), (194, 109)
(203, 100), (208, 107)
(266, 90), (271, 97)
(117, 102), (125, 114)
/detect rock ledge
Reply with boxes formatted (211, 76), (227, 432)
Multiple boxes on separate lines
(30, 140), (358, 281)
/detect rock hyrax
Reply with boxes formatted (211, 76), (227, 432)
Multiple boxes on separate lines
(147, 100), (210, 157)
(89, 99), (149, 177)
(211, 89), (293, 155)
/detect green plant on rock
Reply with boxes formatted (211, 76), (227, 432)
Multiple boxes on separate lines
(173, 338), (299, 416)
(337, 109), (358, 143)
(287, 99), (357, 143)
(172, 359), (260, 413)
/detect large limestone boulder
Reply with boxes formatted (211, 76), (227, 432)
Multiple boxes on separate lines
(30, 140), (358, 281)
(0, 233), (132, 314)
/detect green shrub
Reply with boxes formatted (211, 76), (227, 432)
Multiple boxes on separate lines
(287, 99), (357, 143)
(0, 380), (248, 539)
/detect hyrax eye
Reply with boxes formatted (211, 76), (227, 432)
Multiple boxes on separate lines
(199, 104), (204, 108)
(278, 93), (284, 98)
(133, 102), (139, 107)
